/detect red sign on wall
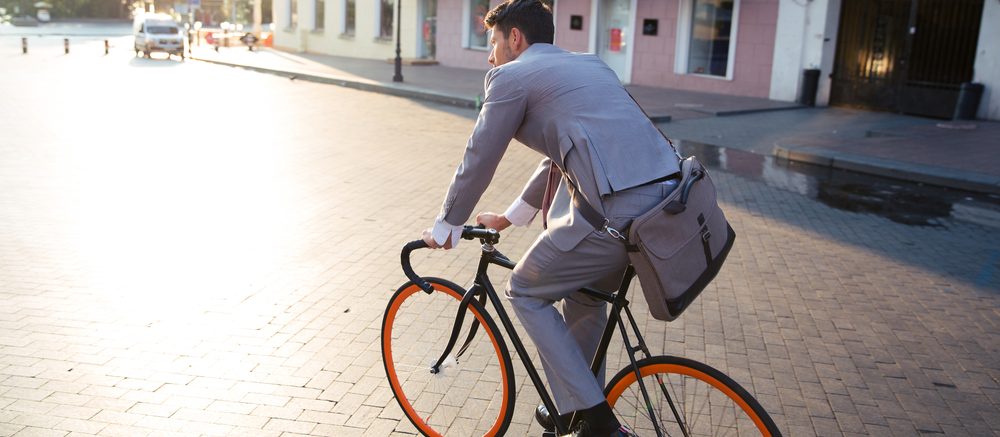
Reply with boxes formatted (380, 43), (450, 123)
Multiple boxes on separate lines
(609, 28), (622, 52)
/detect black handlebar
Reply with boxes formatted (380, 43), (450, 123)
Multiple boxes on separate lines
(401, 239), (434, 293)
(400, 226), (502, 294)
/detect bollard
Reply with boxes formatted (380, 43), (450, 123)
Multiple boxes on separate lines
(22, 37), (27, 54)
(104, 39), (109, 55)
(64, 38), (69, 54)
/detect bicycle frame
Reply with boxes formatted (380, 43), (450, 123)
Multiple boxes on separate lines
(427, 240), (670, 436)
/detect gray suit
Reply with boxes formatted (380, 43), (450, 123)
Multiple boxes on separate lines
(436, 43), (680, 413)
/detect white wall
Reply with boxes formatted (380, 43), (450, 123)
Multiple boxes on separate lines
(273, 0), (421, 59)
(973, 0), (999, 120)
(768, 0), (840, 105)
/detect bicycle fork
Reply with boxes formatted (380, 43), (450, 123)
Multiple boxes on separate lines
(617, 303), (691, 437)
(429, 284), (488, 374)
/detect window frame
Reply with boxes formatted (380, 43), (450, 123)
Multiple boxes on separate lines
(314, 0), (325, 30)
(341, 0), (356, 36)
(375, 0), (395, 40)
(674, 0), (740, 81)
(462, 0), (491, 51)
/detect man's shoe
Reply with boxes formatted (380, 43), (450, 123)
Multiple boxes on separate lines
(536, 404), (577, 435)
(536, 404), (555, 431)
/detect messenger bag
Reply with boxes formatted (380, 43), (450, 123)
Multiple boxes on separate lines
(568, 146), (736, 322)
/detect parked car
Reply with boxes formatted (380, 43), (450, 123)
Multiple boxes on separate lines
(134, 13), (184, 59)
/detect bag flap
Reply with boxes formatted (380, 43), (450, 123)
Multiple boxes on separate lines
(629, 159), (721, 259)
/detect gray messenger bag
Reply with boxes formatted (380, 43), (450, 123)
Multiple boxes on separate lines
(570, 154), (736, 322)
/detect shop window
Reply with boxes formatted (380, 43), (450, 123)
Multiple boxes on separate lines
(465, 0), (490, 49)
(343, 0), (356, 35)
(687, 0), (734, 77)
(314, 0), (324, 30)
(378, 0), (395, 39)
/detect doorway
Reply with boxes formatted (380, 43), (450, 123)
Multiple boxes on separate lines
(594, 0), (633, 83)
(419, 0), (437, 59)
(829, 0), (984, 119)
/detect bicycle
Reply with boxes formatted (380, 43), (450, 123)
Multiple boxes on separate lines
(382, 226), (781, 436)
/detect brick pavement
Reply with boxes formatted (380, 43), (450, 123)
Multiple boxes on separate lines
(2, 40), (1000, 436)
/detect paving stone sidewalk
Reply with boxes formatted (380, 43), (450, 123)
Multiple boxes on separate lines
(2, 38), (999, 437)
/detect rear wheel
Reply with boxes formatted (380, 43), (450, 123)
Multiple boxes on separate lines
(605, 356), (782, 436)
(382, 278), (516, 436)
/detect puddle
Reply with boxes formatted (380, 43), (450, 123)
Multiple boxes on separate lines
(675, 140), (1000, 230)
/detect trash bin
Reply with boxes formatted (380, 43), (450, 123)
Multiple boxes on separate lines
(953, 82), (984, 120)
(799, 69), (821, 107)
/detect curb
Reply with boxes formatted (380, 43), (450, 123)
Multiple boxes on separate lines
(696, 104), (803, 117)
(773, 144), (1000, 195)
(191, 56), (685, 123)
(190, 56), (479, 109)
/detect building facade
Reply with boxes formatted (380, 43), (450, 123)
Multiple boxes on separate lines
(272, 0), (999, 120)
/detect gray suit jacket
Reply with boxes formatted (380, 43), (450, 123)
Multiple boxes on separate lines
(438, 43), (680, 250)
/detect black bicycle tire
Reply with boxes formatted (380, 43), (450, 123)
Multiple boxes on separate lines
(604, 355), (782, 436)
(381, 277), (517, 437)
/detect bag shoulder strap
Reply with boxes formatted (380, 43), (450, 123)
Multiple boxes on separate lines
(565, 179), (608, 231)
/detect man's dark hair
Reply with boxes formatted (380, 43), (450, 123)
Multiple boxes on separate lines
(484, 0), (554, 45)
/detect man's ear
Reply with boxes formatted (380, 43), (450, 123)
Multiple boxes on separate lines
(509, 27), (527, 49)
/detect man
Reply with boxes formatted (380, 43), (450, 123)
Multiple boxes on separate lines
(420, 1), (680, 435)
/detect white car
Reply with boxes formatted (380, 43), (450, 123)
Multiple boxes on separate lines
(134, 14), (184, 59)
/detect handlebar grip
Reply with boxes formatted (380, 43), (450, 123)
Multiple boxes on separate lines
(401, 240), (434, 294)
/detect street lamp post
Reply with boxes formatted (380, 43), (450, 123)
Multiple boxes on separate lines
(392, 0), (403, 82)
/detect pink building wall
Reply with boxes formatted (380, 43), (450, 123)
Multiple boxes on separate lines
(434, 0), (501, 70)
(629, 0), (777, 97)
(553, 1), (591, 52)
(433, 0), (777, 99)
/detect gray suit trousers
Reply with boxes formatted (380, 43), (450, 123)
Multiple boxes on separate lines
(505, 179), (678, 413)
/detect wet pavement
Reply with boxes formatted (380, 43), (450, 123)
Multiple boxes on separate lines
(678, 140), (1000, 231)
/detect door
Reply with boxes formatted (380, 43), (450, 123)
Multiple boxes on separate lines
(595, 0), (632, 82)
(830, 0), (984, 119)
(419, 0), (436, 59)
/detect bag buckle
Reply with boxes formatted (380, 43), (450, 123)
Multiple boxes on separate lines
(603, 219), (627, 241)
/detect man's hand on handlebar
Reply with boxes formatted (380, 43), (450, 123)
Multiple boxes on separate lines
(421, 228), (453, 250)
(476, 212), (511, 231)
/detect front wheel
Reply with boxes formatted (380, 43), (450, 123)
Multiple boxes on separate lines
(382, 278), (516, 436)
(605, 356), (782, 436)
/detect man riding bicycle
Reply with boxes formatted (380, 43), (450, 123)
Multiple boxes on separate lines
(420, 1), (680, 435)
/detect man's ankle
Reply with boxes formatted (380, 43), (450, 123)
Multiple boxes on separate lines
(575, 401), (620, 435)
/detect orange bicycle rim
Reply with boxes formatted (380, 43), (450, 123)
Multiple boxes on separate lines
(383, 283), (512, 437)
(606, 363), (773, 437)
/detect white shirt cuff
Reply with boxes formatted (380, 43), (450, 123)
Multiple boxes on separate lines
(432, 218), (464, 248)
(503, 197), (539, 227)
